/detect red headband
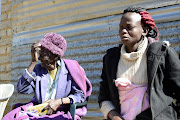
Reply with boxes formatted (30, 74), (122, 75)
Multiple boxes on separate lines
(140, 11), (159, 40)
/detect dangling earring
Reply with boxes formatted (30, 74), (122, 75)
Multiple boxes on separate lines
(142, 35), (145, 40)
(137, 35), (144, 43)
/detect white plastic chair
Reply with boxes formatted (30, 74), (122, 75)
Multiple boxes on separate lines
(0, 84), (14, 120)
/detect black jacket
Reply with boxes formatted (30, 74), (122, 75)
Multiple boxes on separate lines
(98, 42), (180, 120)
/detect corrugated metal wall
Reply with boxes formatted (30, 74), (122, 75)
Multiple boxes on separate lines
(9, 0), (180, 119)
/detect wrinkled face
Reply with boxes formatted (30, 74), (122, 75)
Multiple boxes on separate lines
(38, 47), (58, 71)
(119, 12), (146, 47)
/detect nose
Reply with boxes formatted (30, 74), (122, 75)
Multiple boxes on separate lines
(121, 28), (128, 34)
(119, 28), (127, 36)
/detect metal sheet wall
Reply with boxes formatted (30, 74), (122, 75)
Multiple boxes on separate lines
(10, 0), (180, 118)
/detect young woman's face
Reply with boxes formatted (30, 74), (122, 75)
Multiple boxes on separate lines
(38, 47), (58, 71)
(119, 12), (146, 47)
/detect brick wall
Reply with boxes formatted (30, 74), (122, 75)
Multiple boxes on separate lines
(0, 0), (13, 115)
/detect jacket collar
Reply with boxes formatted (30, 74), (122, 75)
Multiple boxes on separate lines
(40, 59), (68, 102)
(60, 59), (68, 75)
(108, 44), (122, 80)
(146, 42), (168, 118)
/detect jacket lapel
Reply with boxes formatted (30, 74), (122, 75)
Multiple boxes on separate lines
(106, 45), (121, 109)
(40, 74), (49, 103)
(55, 60), (68, 99)
(108, 45), (121, 81)
(146, 42), (167, 119)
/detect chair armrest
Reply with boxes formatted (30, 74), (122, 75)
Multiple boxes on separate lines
(70, 100), (88, 120)
(0, 97), (9, 102)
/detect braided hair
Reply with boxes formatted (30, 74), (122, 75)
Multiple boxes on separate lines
(123, 6), (159, 40)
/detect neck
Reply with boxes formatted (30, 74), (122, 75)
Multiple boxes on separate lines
(126, 38), (143, 53)
(126, 44), (138, 53)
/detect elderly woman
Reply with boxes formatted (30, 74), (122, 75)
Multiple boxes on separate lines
(3, 33), (92, 120)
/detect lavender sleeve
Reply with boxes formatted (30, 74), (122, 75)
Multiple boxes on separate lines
(68, 79), (85, 103)
(17, 68), (36, 94)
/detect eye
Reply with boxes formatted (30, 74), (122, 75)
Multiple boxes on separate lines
(127, 26), (134, 30)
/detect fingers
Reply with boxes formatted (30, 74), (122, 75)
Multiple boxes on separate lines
(34, 42), (41, 49)
(47, 109), (53, 115)
(31, 42), (41, 53)
(41, 105), (48, 112)
(42, 105), (54, 115)
(41, 99), (60, 115)
(31, 42), (41, 62)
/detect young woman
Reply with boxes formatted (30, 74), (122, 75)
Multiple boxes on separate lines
(98, 7), (180, 120)
(3, 33), (92, 120)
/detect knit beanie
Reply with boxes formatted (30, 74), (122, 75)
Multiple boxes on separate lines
(40, 33), (67, 57)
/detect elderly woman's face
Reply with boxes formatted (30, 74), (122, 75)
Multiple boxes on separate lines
(39, 47), (58, 71)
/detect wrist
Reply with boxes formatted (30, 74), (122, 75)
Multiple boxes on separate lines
(61, 98), (64, 105)
(108, 110), (122, 119)
(60, 97), (71, 105)
(28, 62), (37, 73)
(31, 61), (37, 64)
(108, 109), (114, 119)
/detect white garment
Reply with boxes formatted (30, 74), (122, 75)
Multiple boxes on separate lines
(45, 60), (61, 101)
(117, 37), (148, 85)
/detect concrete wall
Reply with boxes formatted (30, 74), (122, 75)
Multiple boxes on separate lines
(0, 0), (180, 119)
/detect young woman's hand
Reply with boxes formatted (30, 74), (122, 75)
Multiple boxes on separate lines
(42, 99), (62, 115)
(31, 42), (41, 62)
(111, 116), (123, 120)
(108, 110), (123, 120)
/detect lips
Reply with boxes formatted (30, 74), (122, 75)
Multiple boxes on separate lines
(121, 36), (129, 41)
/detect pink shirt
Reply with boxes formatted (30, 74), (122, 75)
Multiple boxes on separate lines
(115, 78), (149, 120)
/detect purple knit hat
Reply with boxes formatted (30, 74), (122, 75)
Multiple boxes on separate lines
(40, 33), (67, 57)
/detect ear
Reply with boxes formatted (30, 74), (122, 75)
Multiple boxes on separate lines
(142, 27), (148, 36)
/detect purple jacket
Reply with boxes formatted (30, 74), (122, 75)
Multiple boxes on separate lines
(17, 59), (92, 104)
(3, 59), (92, 120)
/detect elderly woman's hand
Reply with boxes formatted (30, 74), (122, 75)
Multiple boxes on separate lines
(42, 99), (62, 115)
(28, 42), (41, 73)
(31, 42), (41, 62)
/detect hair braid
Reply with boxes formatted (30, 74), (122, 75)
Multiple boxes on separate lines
(123, 6), (159, 40)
